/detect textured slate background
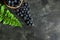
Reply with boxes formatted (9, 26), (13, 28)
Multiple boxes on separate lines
(0, 0), (60, 40)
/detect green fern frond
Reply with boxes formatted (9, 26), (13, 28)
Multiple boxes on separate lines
(0, 3), (22, 27)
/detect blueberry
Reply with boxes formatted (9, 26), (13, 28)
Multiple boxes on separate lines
(16, 9), (20, 12)
(17, 13), (20, 16)
(24, 3), (28, 6)
(14, 0), (17, 3)
(27, 21), (30, 24)
(21, 14), (23, 17)
(8, 0), (11, 6)
(27, 11), (30, 14)
(24, 16), (27, 20)
(21, 10), (25, 13)
(15, 2), (33, 26)
(23, 8), (26, 11)
(12, 1), (15, 6)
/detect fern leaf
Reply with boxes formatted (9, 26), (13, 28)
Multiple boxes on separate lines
(0, 3), (22, 27)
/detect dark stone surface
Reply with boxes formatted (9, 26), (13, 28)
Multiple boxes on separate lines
(28, 0), (60, 40)
(0, 0), (60, 40)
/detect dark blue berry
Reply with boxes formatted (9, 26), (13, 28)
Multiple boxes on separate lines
(16, 2), (33, 26)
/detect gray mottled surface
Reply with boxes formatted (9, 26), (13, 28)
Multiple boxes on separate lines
(0, 0), (60, 40)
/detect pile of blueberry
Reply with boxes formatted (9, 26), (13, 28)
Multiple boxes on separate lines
(5, 0), (20, 7)
(16, 2), (33, 26)
(4, 0), (33, 26)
